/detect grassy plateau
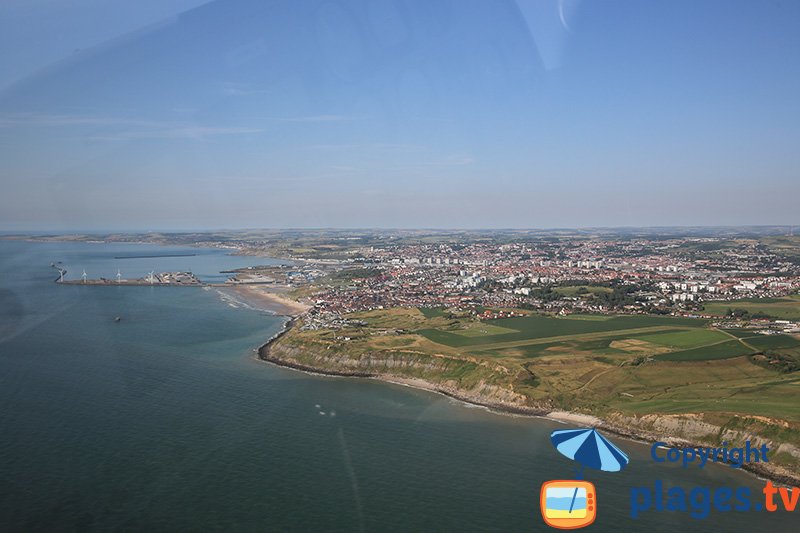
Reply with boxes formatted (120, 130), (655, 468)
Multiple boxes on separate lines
(270, 305), (800, 473)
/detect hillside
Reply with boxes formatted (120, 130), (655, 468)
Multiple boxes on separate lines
(262, 307), (800, 481)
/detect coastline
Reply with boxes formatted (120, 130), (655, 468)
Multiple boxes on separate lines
(229, 285), (311, 317)
(256, 318), (800, 487)
(28, 237), (800, 486)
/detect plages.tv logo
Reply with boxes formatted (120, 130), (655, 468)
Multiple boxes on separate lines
(540, 428), (629, 529)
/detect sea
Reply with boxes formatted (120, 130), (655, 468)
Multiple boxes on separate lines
(0, 240), (795, 532)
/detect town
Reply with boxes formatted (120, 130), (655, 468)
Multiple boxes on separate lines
(215, 231), (800, 334)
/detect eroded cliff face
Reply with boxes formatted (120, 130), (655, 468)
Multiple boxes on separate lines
(262, 340), (550, 414)
(272, 343), (444, 373)
(261, 332), (800, 484)
(605, 413), (800, 456)
(600, 412), (800, 484)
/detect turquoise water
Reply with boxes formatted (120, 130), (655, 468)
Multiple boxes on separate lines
(0, 241), (795, 531)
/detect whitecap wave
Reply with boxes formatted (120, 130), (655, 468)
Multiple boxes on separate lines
(214, 288), (277, 315)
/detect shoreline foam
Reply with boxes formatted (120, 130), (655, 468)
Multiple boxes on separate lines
(228, 285), (310, 317)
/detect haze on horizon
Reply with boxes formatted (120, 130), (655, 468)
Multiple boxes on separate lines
(1, 0), (799, 232)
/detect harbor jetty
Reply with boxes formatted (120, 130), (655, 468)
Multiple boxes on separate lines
(57, 271), (203, 286)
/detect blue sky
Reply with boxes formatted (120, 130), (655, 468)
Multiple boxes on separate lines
(1, 0), (798, 230)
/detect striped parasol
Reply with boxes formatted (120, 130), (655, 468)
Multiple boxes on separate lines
(550, 427), (629, 473)
(549, 427), (629, 515)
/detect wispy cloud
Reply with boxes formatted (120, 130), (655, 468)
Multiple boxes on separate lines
(440, 154), (474, 166)
(220, 83), (363, 120)
(0, 113), (156, 128)
(88, 126), (263, 141)
(0, 111), (358, 140)
(221, 82), (270, 97)
(0, 112), (263, 140)
(383, 153), (475, 168)
(277, 114), (354, 122)
(309, 142), (422, 152)
(307, 142), (474, 166)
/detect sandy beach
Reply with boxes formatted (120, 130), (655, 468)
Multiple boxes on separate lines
(231, 285), (310, 317)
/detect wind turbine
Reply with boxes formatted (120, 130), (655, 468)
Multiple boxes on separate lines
(148, 270), (155, 284)
(117, 269), (122, 284)
(82, 269), (87, 283)
(59, 269), (64, 283)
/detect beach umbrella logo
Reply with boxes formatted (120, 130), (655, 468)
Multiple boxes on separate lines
(540, 428), (629, 529)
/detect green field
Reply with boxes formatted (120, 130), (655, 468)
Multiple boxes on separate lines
(415, 311), (800, 366)
(703, 295), (800, 320)
(419, 307), (445, 319)
(419, 314), (708, 349)
(475, 332), (661, 359)
(656, 340), (753, 361)
(274, 305), (800, 474)
(453, 323), (519, 337)
(553, 285), (613, 297)
(722, 328), (762, 338)
(745, 334), (800, 350)
(637, 329), (729, 349)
